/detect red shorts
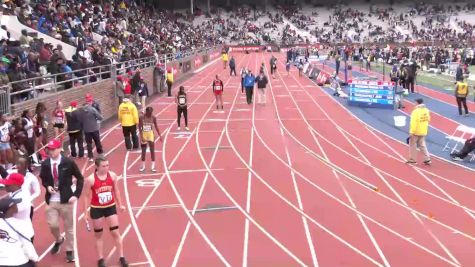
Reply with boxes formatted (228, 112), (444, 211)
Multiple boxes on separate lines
(214, 90), (223, 96)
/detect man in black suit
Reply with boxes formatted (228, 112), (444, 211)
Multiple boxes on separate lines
(39, 139), (84, 263)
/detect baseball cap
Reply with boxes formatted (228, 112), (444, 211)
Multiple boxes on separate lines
(47, 139), (62, 150)
(85, 94), (93, 103)
(0, 196), (21, 213)
(0, 173), (24, 186)
(70, 101), (78, 107)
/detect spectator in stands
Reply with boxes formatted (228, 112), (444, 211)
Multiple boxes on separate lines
(407, 98), (431, 165)
(0, 61), (10, 86)
(0, 196), (39, 267)
(451, 137), (475, 161)
(39, 139), (84, 263)
(19, 30), (30, 47)
(455, 77), (469, 116)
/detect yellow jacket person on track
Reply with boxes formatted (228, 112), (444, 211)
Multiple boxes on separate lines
(118, 98), (139, 127)
(407, 98), (431, 165)
(118, 98), (140, 150)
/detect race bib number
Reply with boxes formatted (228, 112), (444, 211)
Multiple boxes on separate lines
(215, 85), (222, 91)
(55, 117), (63, 124)
(179, 97), (186, 105)
(143, 124), (152, 132)
(98, 192), (113, 205)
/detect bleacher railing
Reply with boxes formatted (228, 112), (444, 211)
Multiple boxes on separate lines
(4, 46), (219, 115)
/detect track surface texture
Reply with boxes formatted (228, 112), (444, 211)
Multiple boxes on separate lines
(34, 53), (475, 267)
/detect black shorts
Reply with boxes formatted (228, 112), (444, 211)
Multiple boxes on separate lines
(90, 205), (117, 220)
(53, 123), (65, 129)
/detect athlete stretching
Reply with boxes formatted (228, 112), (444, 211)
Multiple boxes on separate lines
(84, 156), (128, 267)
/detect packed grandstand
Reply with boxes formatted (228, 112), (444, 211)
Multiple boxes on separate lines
(0, 0), (475, 266)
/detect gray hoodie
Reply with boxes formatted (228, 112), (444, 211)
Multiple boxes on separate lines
(80, 104), (103, 133)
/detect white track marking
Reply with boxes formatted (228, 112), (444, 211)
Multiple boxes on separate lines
(104, 58), (226, 264)
(282, 60), (460, 265)
(170, 59), (247, 266)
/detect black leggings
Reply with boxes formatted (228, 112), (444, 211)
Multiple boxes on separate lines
(177, 106), (188, 127)
(141, 141), (155, 161)
(456, 97), (469, 115)
(122, 125), (139, 150)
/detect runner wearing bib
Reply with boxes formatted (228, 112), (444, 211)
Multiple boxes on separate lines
(212, 75), (224, 110)
(455, 79), (469, 116)
(52, 101), (66, 144)
(138, 107), (162, 172)
(176, 86), (189, 131)
(83, 156), (128, 267)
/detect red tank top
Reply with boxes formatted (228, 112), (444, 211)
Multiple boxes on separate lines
(213, 80), (223, 91)
(53, 109), (64, 124)
(90, 172), (115, 208)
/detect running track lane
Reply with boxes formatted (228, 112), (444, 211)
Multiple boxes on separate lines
(275, 55), (475, 266)
(122, 54), (255, 266)
(36, 57), (224, 266)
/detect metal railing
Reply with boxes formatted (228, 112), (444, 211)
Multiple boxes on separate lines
(4, 46), (220, 113)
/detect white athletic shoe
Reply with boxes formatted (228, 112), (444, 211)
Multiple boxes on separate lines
(139, 166), (145, 172)
(151, 167), (157, 172)
(177, 127), (181, 131)
(185, 127), (189, 131)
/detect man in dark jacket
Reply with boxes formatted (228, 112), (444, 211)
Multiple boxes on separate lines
(39, 139), (84, 263)
(229, 57), (236, 76)
(65, 101), (83, 158)
(255, 71), (268, 104)
(243, 71), (256, 104)
(80, 97), (103, 161)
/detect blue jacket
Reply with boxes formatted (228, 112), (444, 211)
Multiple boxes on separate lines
(244, 74), (255, 88)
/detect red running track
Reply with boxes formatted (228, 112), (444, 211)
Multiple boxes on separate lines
(32, 53), (475, 267)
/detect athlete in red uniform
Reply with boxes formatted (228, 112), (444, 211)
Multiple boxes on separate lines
(83, 156), (128, 267)
(212, 75), (224, 110)
(52, 101), (66, 144)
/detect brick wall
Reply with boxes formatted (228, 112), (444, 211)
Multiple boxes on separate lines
(9, 47), (222, 140)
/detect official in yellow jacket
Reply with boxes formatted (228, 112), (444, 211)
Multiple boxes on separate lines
(222, 53), (228, 69)
(166, 69), (174, 97)
(407, 98), (431, 165)
(455, 78), (469, 116)
(118, 97), (139, 150)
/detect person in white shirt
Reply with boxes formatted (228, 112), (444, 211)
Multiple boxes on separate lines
(17, 157), (40, 221)
(0, 196), (38, 267)
(0, 173), (34, 242)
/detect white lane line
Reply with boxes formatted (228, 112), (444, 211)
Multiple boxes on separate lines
(123, 151), (155, 266)
(170, 63), (245, 266)
(281, 124), (319, 266)
(105, 57), (227, 263)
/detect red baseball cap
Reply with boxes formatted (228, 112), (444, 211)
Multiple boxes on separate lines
(85, 94), (93, 103)
(70, 101), (78, 107)
(0, 173), (24, 186)
(47, 139), (62, 150)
